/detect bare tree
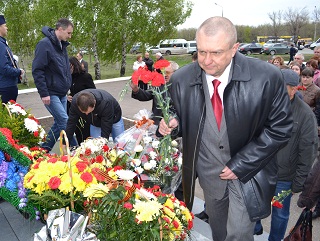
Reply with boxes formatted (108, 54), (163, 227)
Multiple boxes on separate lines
(284, 7), (309, 43)
(313, 6), (320, 41)
(268, 10), (283, 40)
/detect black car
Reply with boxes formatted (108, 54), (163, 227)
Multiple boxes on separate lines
(238, 43), (262, 55)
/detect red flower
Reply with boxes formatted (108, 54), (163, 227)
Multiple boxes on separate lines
(60, 156), (68, 162)
(102, 145), (109, 152)
(123, 202), (133, 210)
(48, 176), (61, 189)
(151, 72), (165, 87)
(113, 165), (123, 171)
(163, 216), (171, 224)
(95, 155), (104, 163)
(33, 163), (40, 169)
(187, 220), (193, 230)
(33, 131), (39, 137)
(272, 199), (283, 208)
(85, 148), (92, 156)
(81, 172), (93, 183)
(83, 200), (90, 207)
(172, 165), (179, 173)
(76, 161), (89, 172)
(154, 59), (170, 70)
(47, 158), (58, 163)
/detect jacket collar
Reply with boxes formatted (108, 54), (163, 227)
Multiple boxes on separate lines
(190, 52), (251, 87)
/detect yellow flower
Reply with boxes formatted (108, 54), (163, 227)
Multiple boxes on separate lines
(83, 183), (110, 199)
(108, 169), (118, 180)
(108, 149), (117, 162)
(163, 206), (175, 219)
(181, 206), (193, 221)
(133, 200), (163, 222)
(164, 198), (174, 210)
(59, 174), (73, 195)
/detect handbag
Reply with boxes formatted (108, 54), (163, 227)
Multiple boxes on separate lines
(284, 208), (312, 241)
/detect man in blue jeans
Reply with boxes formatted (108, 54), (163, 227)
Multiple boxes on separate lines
(32, 18), (77, 151)
(65, 89), (124, 145)
(255, 69), (318, 240)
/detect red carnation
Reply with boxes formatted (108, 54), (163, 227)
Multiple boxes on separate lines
(81, 172), (93, 183)
(95, 155), (104, 163)
(123, 202), (133, 210)
(33, 131), (39, 137)
(76, 161), (88, 172)
(150, 72), (165, 87)
(154, 59), (170, 69)
(188, 220), (193, 230)
(47, 158), (58, 163)
(272, 200), (283, 208)
(113, 166), (123, 171)
(172, 165), (179, 173)
(173, 220), (179, 229)
(85, 148), (92, 156)
(102, 145), (109, 152)
(60, 155), (68, 162)
(48, 176), (61, 189)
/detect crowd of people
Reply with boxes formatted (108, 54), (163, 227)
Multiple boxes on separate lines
(2, 13), (320, 241)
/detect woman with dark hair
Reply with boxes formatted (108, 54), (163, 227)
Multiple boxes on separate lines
(68, 56), (96, 144)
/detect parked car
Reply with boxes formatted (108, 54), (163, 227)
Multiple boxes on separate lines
(147, 46), (160, 54)
(187, 40), (197, 55)
(129, 45), (141, 54)
(310, 38), (320, 50)
(262, 43), (290, 55)
(238, 43), (262, 55)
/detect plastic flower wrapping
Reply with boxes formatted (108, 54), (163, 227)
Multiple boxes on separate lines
(115, 109), (183, 194)
(0, 100), (46, 147)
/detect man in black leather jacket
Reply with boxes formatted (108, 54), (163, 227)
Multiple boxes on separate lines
(159, 17), (293, 241)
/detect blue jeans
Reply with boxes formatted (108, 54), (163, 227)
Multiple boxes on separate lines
(268, 181), (292, 241)
(42, 95), (77, 151)
(90, 117), (124, 140)
(254, 181), (293, 239)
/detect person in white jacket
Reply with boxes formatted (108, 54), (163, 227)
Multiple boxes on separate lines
(132, 54), (145, 71)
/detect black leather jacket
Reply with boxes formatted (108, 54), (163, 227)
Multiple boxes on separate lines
(169, 52), (293, 221)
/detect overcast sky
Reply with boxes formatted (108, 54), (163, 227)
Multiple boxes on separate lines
(178, 0), (317, 29)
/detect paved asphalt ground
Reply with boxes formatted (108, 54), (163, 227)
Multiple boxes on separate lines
(0, 76), (319, 240)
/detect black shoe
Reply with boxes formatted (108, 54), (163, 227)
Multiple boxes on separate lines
(195, 211), (209, 223)
(254, 227), (263, 235)
(312, 210), (320, 219)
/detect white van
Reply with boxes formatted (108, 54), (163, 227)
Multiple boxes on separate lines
(187, 40), (197, 55)
(157, 39), (188, 55)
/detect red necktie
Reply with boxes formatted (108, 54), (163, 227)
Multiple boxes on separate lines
(211, 79), (223, 130)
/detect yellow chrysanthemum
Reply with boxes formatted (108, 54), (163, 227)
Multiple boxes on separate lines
(164, 198), (174, 210)
(108, 149), (117, 162)
(172, 217), (182, 234)
(108, 169), (118, 180)
(59, 174), (73, 195)
(163, 206), (176, 219)
(83, 183), (110, 199)
(133, 200), (163, 222)
(181, 207), (193, 221)
(71, 173), (87, 192)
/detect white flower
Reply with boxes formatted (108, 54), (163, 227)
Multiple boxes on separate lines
(115, 170), (137, 180)
(131, 158), (141, 167)
(143, 136), (152, 144)
(149, 159), (157, 168)
(152, 140), (160, 149)
(8, 103), (27, 115)
(24, 118), (39, 132)
(149, 151), (157, 159)
(143, 162), (153, 170)
(135, 166), (144, 174)
(164, 158), (170, 164)
(134, 145), (143, 152)
(171, 140), (178, 147)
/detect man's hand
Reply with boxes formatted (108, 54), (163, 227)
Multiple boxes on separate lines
(67, 95), (73, 102)
(129, 81), (139, 93)
(42, 96), (50, 105)
(220, 166), (238, 180)
(159, 118), (178, 136)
